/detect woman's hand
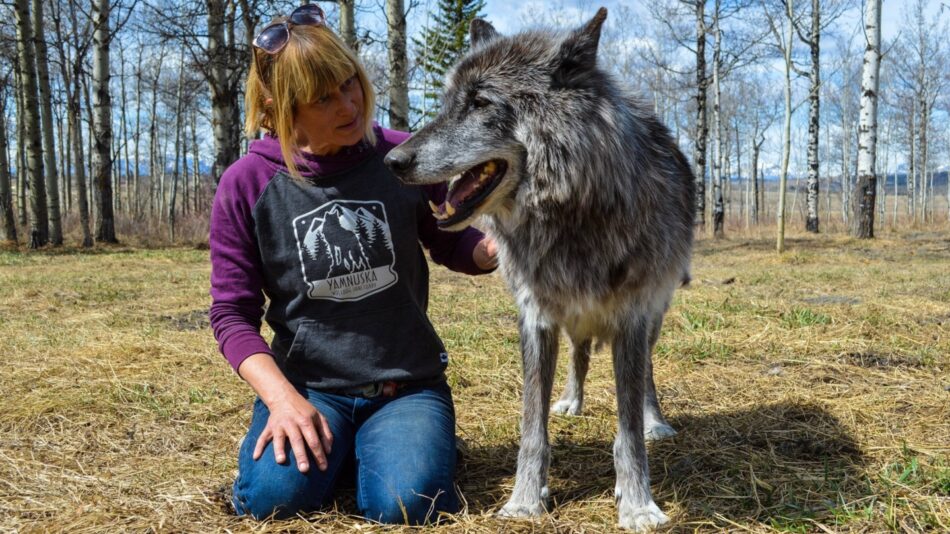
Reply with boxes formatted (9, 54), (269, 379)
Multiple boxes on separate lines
(473, 236), (498, 270)
(253, 388), (334, 473)
(238, 353), (334, 473)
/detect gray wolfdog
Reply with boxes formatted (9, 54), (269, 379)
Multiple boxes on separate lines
(385, 8), (695, 531)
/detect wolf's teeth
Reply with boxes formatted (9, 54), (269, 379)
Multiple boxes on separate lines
(447, 174), (462, 194)
(433, 211), (448, 221)
(428, 200), (441, 214)
(445, 203), (456, 216)
(484, 161), (497, 174)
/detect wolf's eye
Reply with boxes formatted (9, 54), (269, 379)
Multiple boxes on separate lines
(472, 95), (491, 109)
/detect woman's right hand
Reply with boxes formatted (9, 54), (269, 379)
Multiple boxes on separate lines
(253, 389), (334, 473)
(238, 353), (334, 473)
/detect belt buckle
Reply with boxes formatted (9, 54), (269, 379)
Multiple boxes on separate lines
(356, 381), (399, 398)
(359, 382), (382, 398)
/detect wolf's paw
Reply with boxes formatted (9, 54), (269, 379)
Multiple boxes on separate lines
(496, 500), (545, 518)
(552, 398), (583, 416)
(644, 423), (677, 441)
(618, 500), (669, 531)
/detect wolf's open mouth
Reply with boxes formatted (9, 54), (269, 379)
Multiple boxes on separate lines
(428, 159), (508, 227)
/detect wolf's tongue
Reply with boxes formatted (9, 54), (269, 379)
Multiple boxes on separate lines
(446, 169), (482, 207)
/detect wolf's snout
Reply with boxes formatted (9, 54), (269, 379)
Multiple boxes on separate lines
(384, 149), (416, 178)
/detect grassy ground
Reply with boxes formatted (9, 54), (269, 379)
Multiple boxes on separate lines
(0, 230), (947, 533)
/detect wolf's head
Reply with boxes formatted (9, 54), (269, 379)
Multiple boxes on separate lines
(385, 8), (611, 231)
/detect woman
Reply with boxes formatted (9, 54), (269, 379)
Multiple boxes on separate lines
(209, 4), (496, 524)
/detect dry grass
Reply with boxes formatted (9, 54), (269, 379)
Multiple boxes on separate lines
(0, 229), (947, 533)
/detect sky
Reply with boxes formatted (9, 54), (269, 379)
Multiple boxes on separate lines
(479, 0), (946, 41)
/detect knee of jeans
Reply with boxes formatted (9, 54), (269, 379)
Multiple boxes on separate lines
(361, 482), (458, 525)
(233, 466), (328, 520)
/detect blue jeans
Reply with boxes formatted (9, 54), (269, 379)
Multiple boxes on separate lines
(231, 382), (459, 524)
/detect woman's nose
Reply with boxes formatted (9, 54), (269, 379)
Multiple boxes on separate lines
(338, 95), (357, 116)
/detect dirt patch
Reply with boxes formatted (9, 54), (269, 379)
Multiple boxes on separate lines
(841, 351), (929, 369)
(801, 295), (861, 305)
(162, 309), (210, 331)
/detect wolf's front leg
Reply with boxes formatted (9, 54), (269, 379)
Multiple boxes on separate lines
(552, 337), (591, 416)
(498, 306), (559, 519)
(612, 315), (669, 531)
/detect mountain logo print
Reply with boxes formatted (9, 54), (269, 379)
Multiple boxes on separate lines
(292, 200), (398, 301)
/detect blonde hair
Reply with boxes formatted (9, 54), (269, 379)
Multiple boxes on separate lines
(245, 22), (376, 179)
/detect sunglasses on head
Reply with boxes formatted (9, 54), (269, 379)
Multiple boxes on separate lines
(252, 4), (326, 55)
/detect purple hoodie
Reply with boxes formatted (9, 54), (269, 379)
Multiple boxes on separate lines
(209, 125), (489, 383)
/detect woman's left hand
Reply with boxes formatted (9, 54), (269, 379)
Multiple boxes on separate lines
(473, 236), (498, 270)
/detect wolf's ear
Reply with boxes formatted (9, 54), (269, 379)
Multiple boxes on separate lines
(470, 19), (500, 47)
(553, 7), (607, 85)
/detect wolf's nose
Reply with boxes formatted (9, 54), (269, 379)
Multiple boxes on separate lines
(384, 150), (416, 176)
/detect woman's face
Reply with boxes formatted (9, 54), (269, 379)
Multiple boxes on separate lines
(293, 74), (365, 156)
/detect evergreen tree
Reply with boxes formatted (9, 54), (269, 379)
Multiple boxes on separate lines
(413, 0), (485, 120)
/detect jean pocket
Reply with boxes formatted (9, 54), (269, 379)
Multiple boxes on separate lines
(283, 303), (447, 387)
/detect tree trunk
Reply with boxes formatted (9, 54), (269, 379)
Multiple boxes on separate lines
(777, 0), (793, 253)
(133, 48), (144, 217)
(851, 0), (881, 238)
(15, 0), (49, 248)
(207, 0), (241, 184)
(735, 119), (744, 228)
(339, 0), (357, 52)
(879, 116), (891, 228)
(693, 0), (708, 228)
(840, 116), (850, 225)
(191, 110), (200, 213)
(907, 106), (915, 223)
(70, 76), (93, 248)
(32, 0), (62, 245)
(752, 139), (761, 225)
(918, 97), (929, 223)
(14, 66), (27, 227)
(160, 130), (169, 221)
(711, 6), (724, 239)
(119, 43), (132, 216)
(0, 89), (17, 244)
(170, 51), (185, 243)
(92, 0), (117, 243)
(56, 95), (69, 216)
(805, 0), (820, 233)
(149, 52), (163, 219)
(386, 0), (409, 131)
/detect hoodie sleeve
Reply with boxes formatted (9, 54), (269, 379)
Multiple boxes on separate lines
(376, 126), (494, 276)
(417, 185), (493, 275)
(208, 157), (275, 373)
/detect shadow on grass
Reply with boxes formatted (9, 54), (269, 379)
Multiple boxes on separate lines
(461, 402), (867, 528)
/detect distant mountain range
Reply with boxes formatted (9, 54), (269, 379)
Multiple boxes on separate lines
(727, 168), (949, 193)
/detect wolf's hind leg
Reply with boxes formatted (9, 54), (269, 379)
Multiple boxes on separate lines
(613, 313), (668, 531)
(498, 305), (559, 519)
(644, 313), (676, 441)
(552, 337), (591, 416)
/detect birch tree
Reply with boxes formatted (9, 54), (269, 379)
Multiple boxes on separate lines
(207, 0), (242, 183)
(693, 0), (709, 228)
(338, 0), (357, 51)
(0, 78), (16, 245)
(772, 0), (795, 252)
(14, 0), (49, 248)
(851, 0), (881, 238)
(31, 0), (63, 245)
(386, 0), (409, 130)
(92, 0), (117, 243)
